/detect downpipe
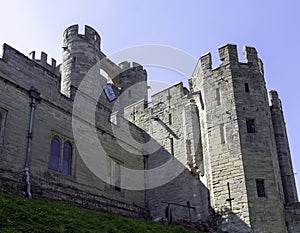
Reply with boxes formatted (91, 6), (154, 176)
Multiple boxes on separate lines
(24, 87), (40, 198)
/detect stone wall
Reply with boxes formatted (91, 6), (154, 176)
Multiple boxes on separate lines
(124, 82), (211, 223)
(0, 166), (147, 218)
(189, 44), (288, 232)
(270, 90), (299, 204)
(0, 43), (147, 217)
(1, 25), (299, 232)
(190, 46), (252, 232)
(286, 203), (300, 233)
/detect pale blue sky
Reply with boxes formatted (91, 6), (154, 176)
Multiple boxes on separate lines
(1, 0), (300, 196)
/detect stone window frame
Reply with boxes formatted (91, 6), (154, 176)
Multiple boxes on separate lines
(0, 108), (8, 149)
(49, 132), (74, 176)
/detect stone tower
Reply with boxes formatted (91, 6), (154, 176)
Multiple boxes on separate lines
(112, 61), (148, 115)
(60, 24), (148, 118)
(190, 44), (288, 232)
(61, 24), (105, 98)
(270, 90), (298, 204)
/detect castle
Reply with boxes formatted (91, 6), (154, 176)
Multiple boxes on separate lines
(0, 24), (300, 232)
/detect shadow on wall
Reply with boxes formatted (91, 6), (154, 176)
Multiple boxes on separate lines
(140, 129), (252, 233)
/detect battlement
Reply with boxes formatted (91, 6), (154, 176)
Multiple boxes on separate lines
(119, 61), (143, 70)
(63, 24), (101, 51)
(269, 90), (282, 110)
(151, 81), (188, 107)
(196, 44), (264, 74)
(29, 51), (59, 75)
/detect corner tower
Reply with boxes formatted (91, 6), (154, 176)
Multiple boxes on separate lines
(190, 44), (287, 232)
(270, 90), (298, 204)
(61, 24), (105, 97)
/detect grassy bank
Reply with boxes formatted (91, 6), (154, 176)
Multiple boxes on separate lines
(0, 191), (204, 233)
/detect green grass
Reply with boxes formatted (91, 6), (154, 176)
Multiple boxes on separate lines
(0, 191), (203, 233)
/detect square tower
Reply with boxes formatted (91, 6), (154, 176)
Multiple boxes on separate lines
(190, 44), (288, 232)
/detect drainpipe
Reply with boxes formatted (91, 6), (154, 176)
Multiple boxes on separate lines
(143, 152), (149, 218)
(24, 87), (40, 198)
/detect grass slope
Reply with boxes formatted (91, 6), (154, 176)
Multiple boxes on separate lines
(0, 191), (203, 233)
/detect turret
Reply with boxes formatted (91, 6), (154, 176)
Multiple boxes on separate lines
(60, 24), (105, 97)
(270, 90), (298, 204)
(112, 61), (148, 114)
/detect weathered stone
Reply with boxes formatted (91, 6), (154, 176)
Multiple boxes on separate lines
(0, 25), (299, 233)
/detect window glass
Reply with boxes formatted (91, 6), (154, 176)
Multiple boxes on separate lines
(49, 136), (61, 171)
(62, 141), (72, 175)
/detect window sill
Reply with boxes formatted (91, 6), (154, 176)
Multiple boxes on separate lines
(44, 169), (76, 182)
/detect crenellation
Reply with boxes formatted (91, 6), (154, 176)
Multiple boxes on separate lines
(242, 46), (259, 66)
(29, 51), (59, 75)
(119, 61), (143, 70)
(41, 51), (47, 63)
(258, 58), (264, 75)
(218, 44), (239, 65)
(63, 24), (101, 51)
(0, 25), (299, 233)
(270, 90), (282, 110)
(199, 52), (212, 70)
(84, 25), (101, 49)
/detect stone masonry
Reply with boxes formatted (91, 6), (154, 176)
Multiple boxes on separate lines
(0, 25), (299, 232)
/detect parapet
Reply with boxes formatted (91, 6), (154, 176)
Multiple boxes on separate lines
(218, 44), (239, 65)
(113, 61), (147, 88)
(195, 44), (263, 72)
(198, 52), (212, 70)
(63, 24), (101, 51)
(243, 46), (259, 66)
(29, 51), (59, 75)
(269, 90), (282, 110)
(119, 61), (143, 70)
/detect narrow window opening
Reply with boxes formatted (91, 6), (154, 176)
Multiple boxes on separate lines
(256, 179), (266, 197)
(216, 88), (221, 105)
(170, 138), (174, 155)
(168, 113), (172, 125)
(220, 123), (226, 144)
(245, 83), (249, 92)
(186, 139), (191, 155)
(72, 57), (77, 68)
(246, 119), (255, 133)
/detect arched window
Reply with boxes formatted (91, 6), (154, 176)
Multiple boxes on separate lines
(49, 136), (61, 171)
(62, 141), (72, 175)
